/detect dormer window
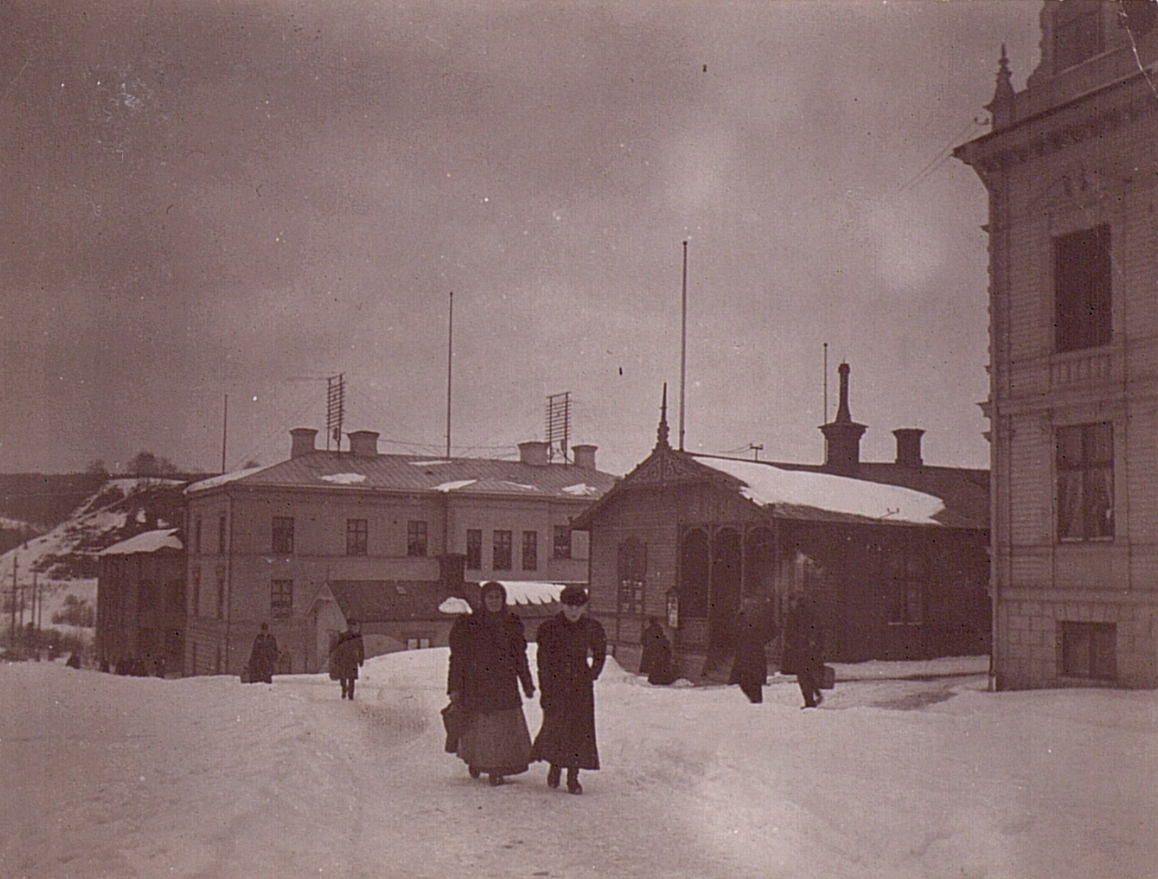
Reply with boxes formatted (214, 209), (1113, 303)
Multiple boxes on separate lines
(1055, 1), (1103, 71)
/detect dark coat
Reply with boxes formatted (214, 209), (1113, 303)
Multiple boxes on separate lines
(727, 604), (777, 691)
(639, 620), (666, 676)
(330, 630), (365, 680)
(247, 632), (279, 682)
(446, 610), (533, 714)
(782, 600), (824, 678)
(531, 612), (606, 770)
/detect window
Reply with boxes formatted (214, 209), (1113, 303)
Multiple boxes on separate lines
(1057, 423), (1114, 541)
(1055, 225), (1111, 353)
(887, 553), (924, 625)
(215, 570), (225, 620)
(194, 518), (202, 555)
(1060, 621), (1116, 680)
(466, 529), (482, 570)
(347, 519), (368, 556)
(617, 537), (646, 615)
(1054, 1), (1103, 71)
(553, 525), (572, 559)
(271, 580), (293, 619)
(272, 517), (295, 554)
(218, 515), (227, 555)
(406, 637), (432, 650)
(407, 520), (428, 557)
(191, 567), (201, 617)
(522, 531), (538, 571)
(493, 530), (512, 570)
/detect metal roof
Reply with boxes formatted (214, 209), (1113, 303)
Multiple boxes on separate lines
(187, 451), (617, 500)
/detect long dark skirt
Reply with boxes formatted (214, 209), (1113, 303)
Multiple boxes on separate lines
(456, 708), (532, 776)
(531, 703), (599, 770)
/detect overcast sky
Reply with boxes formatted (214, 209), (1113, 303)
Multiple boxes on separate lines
(0, 1), (1043, 477)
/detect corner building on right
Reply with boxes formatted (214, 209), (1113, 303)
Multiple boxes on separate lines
(955, 0), (1158, 688)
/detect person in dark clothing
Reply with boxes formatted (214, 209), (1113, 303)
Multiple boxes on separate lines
(638, 617), (666, 678)
(447, 582), (536, 786)
(646, 630), (678, 686)
(531, 585), (607, 795)
(246, 622), (279, 684)
(728, 597), (778, 703)
(782, 592), (825, 708)
(330, 618), (365, 700)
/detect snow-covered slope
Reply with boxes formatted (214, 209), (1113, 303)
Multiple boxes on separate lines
(0, 478), (186, 639)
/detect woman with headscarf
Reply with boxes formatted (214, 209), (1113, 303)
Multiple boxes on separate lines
(446, 581), (536, 786)
(530, 585), (607, 795)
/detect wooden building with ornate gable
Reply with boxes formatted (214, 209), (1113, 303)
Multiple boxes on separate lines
(575, 373), (991, 678)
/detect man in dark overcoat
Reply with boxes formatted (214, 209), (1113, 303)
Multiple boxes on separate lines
(782, 593), (825, 708)
(728, 597), (777, 703)
(530, 585), (606, 794)
(330, 618), (365, 700)
(246, 622), (279, 683)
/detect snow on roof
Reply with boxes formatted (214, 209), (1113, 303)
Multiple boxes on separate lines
(695, 456), (945, 525)
(479, 580), (566, 606)
(438, 596), (473, 615)
(562, 483), (600, 496)
(186, 466), (270, 493)
(498, 481), (538, 492)
(410, 460), (452, 467)
(434, 479), (478, 492)
(100, 528), (183, 555)
(320, 473), (367, 485)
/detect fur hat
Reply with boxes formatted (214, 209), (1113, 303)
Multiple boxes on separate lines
(559, 585), (589, 606)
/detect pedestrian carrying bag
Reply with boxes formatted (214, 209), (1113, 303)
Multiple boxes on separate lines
(820, 665), (836, 690)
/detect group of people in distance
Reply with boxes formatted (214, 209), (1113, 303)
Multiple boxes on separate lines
(446, 581), (604, 794)
(722, 591), (827, 709)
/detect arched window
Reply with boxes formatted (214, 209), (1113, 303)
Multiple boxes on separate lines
(617, 537), (647, 615)
(710, 528), (742, 650)
(679, 529), (709, 620)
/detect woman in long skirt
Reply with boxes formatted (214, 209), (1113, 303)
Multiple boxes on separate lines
(531, 585), (606, 795)
(447, 581), (536, 786)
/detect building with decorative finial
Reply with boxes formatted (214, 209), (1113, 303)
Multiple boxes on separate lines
(955, 0), (1158, 689)
(574, 372), (991, 677)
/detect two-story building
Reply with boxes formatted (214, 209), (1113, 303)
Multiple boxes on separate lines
(955, 0), (1158, 688)
(183, 428), (616, 675)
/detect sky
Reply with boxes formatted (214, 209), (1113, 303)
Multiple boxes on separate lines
(4, 649), (1156, 878)
(0, 1), (1045, 477)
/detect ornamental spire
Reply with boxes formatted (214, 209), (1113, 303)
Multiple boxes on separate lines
(656, 383), (671, 450)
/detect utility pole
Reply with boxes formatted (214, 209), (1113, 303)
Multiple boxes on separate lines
(9, 552), (16, 650)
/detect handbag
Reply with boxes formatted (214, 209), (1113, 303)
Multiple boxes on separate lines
(440, 702), (466, 753)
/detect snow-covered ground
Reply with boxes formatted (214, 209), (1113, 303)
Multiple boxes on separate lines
(2, 650), (1155, 879)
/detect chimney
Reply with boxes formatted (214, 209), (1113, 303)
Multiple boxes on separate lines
(348, 430), (379, 457)
(290, 428), (318, 459)
(893, 428), (925, 467)
(572, 444), (597, 469)
(518, 441), (550, 466)
(819, 363), (867, 476)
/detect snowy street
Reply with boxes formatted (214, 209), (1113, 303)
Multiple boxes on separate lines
(2, 650), (1156, 879)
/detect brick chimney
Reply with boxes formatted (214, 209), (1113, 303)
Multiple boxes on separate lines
(893, 428), (925, 467)
(572, 444), (597, 469)
(290, 428), (318, 459)
(518, 441), (550, 466)
(348, 430), (379, 457)
(819, 363), (867, 476)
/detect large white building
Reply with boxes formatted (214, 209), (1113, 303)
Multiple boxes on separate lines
(184, 428), (615, 675)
